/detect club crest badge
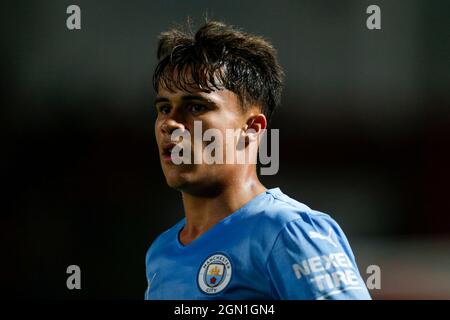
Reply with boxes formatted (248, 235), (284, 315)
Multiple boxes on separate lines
(198, 253), (232, 294)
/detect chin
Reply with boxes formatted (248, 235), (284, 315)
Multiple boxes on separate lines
(162, 169), (189, 187)
(164, 173), (186, 189)
(167, 176), (223, 198)
(165, 179), (187, 190)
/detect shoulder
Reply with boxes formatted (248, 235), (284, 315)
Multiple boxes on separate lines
(244, 188), (348, 260)
(252, 188), (336, 237)
(260, 189), (355, 264)
(260, 190), (370, 299)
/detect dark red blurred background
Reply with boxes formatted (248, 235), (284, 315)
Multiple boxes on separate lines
(1, 0), (449, 299)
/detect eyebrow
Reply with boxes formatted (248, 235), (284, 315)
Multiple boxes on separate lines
(154, 94), (215, 105)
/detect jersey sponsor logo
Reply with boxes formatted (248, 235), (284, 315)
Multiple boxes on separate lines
(292, 252), (364, 297)
(198, 253), (232, 294)
(308, 227), (337, 248)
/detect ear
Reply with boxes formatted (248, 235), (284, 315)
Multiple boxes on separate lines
(244, 113), (267, 143)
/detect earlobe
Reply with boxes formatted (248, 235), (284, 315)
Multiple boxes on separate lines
(245, 127), (259, 144)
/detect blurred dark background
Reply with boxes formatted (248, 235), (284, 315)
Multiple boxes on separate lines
(1, 0), (449, 299)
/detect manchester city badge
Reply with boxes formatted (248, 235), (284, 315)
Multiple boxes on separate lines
(197, 253), (232, 294)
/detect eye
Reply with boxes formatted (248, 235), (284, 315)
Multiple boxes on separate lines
(187, 104), (207, 114)
(157, 104), (171, 115)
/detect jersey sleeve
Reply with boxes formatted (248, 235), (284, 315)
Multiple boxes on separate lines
(266, 213), (371, 300)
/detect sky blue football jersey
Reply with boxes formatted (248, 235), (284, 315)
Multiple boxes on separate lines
(145, 188), (371, 300)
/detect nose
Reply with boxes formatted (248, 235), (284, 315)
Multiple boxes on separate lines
(161, 118), (185, 135)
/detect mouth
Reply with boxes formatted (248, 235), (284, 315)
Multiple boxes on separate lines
(161, 143), (175, 161)
(161, 143), (185, 162)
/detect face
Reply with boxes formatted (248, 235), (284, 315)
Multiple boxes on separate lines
(154, 85), (258, 195)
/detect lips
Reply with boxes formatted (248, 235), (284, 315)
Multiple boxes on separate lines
(161, 142), (187, 163)
(162, 143), (175, 155)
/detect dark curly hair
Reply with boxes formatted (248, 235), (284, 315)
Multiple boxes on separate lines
(152, 20), (284, 123)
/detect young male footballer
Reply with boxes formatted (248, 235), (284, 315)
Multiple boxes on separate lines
(145, 20), (371, 300)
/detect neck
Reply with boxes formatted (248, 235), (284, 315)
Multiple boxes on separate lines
(179, 169), (266, 245)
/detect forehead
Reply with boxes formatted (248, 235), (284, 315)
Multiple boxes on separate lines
(156, 85), (239, 107)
